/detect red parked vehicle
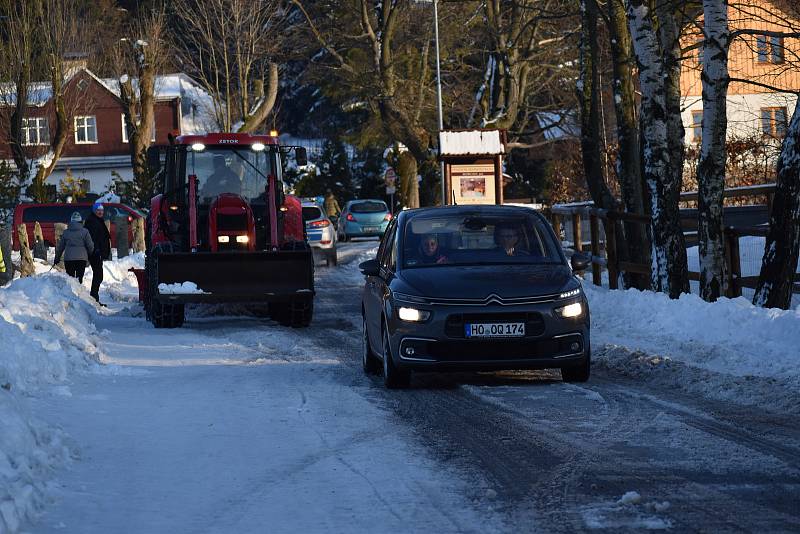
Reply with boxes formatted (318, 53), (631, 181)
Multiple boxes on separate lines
(12, 202), (144, 250)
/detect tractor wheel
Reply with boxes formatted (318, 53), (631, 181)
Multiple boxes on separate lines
(147, 242), (185, 329)
(151, 298), (185, 329)
(289, 298), (313, 328)
(270, 302), (290, 325)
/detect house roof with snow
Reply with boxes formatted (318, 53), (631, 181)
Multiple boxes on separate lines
(0, 67), (211, 108)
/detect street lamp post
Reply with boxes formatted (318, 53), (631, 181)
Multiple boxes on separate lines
(432, 0), (446, 205)
(413, 0), (446, 205)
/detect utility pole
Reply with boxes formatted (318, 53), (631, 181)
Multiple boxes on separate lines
(433, 0), (446, 205)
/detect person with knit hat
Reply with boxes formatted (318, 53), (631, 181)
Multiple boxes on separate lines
(83, 201), (111, 303)
(54, 211), (94, 283)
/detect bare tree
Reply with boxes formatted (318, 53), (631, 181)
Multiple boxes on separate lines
(0, 0), (38, 192)
(469, 0), (579, 154)
(292, 0), (436, 208)
(28, 0), (87, 202)
(116, 7), (168, 207)
(172, 0), (285, 133)
(0, 0), (87, 202)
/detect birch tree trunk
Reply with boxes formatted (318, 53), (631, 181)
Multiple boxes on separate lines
(697, 0), (730, 301)
(752, 105), (800, 310)
(608, 0), (650, 290)
(625, 0), (689, 298)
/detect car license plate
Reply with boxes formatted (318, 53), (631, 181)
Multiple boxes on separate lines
(363, 226), (379, 233)
(465, 322), (525, 338)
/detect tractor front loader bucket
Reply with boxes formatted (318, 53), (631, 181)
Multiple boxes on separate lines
(152, 249), (314, 304)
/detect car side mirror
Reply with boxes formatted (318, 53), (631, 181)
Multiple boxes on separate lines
(359, 259), (379, 276)
(570, 252), (591, 272)
(295, 147), (308, 167)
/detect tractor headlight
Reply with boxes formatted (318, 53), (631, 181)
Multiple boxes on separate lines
(398, 307), (430, 322)
(251, 142), (266, 152)
(217, 235), (230, 243)
(556, 302), (583, 318)
(236, 235), (249, 244)
(191, 143), (206, 152)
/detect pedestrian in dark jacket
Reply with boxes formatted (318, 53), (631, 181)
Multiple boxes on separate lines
(54, 212), (94, 283)
(83, 201), (111, 303)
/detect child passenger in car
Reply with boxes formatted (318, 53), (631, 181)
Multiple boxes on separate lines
(417, 233), (449, 264)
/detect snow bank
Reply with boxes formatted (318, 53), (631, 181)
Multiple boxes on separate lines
(0, 274), (107, 532)
(90, 253), (144, 303)
(585, 282), (800, 410)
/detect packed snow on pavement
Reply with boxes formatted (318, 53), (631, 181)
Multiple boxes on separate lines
(0, 243), (798, 532)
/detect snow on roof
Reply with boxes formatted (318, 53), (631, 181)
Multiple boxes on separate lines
(0, 69), (210, 108)
(98, 73), (205, 101)
(439, 129), (505, 156)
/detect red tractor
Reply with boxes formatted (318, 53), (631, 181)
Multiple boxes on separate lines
(142, 132), (313, 328)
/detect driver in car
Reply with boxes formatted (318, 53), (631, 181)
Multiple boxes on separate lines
(494, 223), (529, 256)
(200, 155), (241, 199)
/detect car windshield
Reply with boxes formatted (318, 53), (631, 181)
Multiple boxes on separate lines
(187, 147), (275, 204)
(403, 212), (562, 268)
(351, 201), (387, 213)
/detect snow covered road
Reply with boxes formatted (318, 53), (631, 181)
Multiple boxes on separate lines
(9, 240), (800, 532)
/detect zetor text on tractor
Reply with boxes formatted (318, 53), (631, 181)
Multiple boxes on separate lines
(143, 133), (313, 328)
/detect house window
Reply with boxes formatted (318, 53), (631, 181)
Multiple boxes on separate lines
(691, 110), (703, 143)
(21, 117), (50, 146)
(756, 35), (784, 64)
(121, 114), (156, 143)
(761, 107), (788, 138)
(74, 116), (98, 144)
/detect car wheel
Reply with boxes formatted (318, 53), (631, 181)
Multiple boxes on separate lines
(561, 348), (591, 383)
(382, 324), (410, 389)
(362, 316), (381, 375)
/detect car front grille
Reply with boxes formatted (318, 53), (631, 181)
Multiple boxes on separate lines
(444, 312), (546, 338)
(421, 334), (582, 361)
(426, 293), (560, 306)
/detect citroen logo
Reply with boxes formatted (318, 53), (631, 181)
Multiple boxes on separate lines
(485, 294), (503, 305)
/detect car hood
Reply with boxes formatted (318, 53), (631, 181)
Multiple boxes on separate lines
(397, 263), (575, 300)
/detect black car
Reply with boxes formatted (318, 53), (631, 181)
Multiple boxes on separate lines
(359, 205), (591, 388)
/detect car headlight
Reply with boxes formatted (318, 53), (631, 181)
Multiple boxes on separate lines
(398, 307), (431, 322)
(217, 235), (230, 243)
(556, 302), (583, 318)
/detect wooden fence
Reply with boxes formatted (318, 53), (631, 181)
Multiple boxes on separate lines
(549, 183), (799, 297)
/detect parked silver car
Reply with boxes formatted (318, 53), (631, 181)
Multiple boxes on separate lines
(302, 202), (338, 266)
